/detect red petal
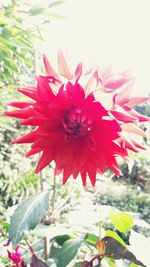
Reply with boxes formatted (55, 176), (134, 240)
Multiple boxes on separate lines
(4, 107), (33, 119)
(26, 147), (42, 157)
(37, 76), (54, 102)
(35, 150), (53, 173)
(18, 87), (38, 101)
(87, 165), (96, 186)
(108, 158), (122, 176)
(11, 131), (37, 144)
(8, 101), (34, 108)
(63, 165), (72, 184)
(80, 168), (87, 186)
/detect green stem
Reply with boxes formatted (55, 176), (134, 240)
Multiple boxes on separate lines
(52, 175), (56, 214)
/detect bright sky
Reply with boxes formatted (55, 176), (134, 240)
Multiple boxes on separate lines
(40, 0), (150, 95)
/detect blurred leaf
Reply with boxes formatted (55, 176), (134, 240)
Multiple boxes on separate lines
(46, 13), (67, 20)
(52, 234), (71, 246)
(9, 190), (49, 245)
(57, 239), (82, 267)
(105, 230), (126, 247)
(2, 221), (10, 230)
(96, 237), (146, 266)
(49, 1), (66, 8)
(84, 233), (99, 247)
(0, 119), (18, 132)
(109, 210), (134, 234)
(29, 4), (46, 16)
(105, 257), (117, 267)
(31, 253), (49, 267)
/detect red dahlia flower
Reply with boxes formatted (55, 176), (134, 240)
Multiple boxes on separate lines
(5, 51), (150, 186)
(7, 245), (26, 267)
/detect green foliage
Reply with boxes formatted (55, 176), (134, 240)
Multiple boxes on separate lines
(84, 233), (99, 247)
(57, 239), (82, 267)
(105, 230), (127, 247)
(9, 190), (49, 245)
(109, 210), (134, 235)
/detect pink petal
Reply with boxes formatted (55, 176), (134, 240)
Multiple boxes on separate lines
(126, 97), (150, 108)
(57, 50), (73, 79)
(75, 63), (82, 80)
(121, 123), (147, 137)
(43, 54), (59, 78)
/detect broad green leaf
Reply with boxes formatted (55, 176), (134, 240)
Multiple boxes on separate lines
(9, 190), (49, 245)
(130, 264), (138, 267)
(57, 239), (82, 267)
(109, 210), (134, 234)
(105, 230), (126, 247)
(84, 233), (99, 247)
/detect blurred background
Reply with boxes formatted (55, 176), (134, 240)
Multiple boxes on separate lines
(0, 1), (150, 266)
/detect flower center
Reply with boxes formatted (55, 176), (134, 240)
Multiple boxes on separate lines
(63, 108), (93, 140)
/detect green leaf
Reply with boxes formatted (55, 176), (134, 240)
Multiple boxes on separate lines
(29, 4), (46, 16)
(105, 230), (126, 247)
(57, 239), (82, 267)
(109, 210), (134, 234)
(84, 233), (99, 247)
(9, 190), (49, 245)
(105, 257), (117, 267)
(49, 1), (66, 8)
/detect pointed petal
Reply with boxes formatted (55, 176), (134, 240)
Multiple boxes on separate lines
(113, 80), (135, 105)
(120, 132), (140, 152)
(4, 107), (32, 119)
(63, 165), (72, 184)
(43, 54), (59, 78)
(11, 131), (37, 144)
(87, 164), (96, 186)
(26, 147), (42, 157)
(126, 97), (150, 108)
(121, 123), (147, 137)
(129, 109), (150, 122)
(75, 63), (82, 80)
(108, 158), (122, 176)
(80, 168), (87, 186)
(54, 167), (62, 176)
(8, 101), (34, 108)
(18, 87), (39, 101)
(35, 150), (53, 173)
(37, 76), (54, 102)
(110, 106), (138, 122)
(57, 50), (73, 79)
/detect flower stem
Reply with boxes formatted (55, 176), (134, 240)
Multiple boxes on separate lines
(52, 175), (56, 213)
(43, 237), (49, 261)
